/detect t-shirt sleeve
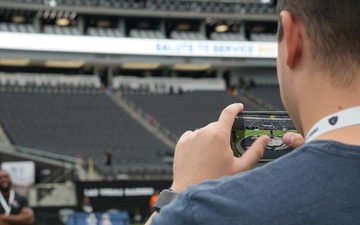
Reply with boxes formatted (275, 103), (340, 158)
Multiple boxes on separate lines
(18, 195), (29, 209)
(151, 190), (197, 225)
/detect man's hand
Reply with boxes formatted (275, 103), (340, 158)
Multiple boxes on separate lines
(170, 103), (270, 192)
(283, 132), (305, 149)
(0, 215), (10, 225)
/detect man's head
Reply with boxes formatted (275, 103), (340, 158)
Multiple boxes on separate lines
(277, 0), (360, 85)
(0, 169), (12, 193)
(276, 0), (360, 134)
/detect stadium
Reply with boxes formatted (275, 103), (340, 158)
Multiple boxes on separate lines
(0, 0), (285, 224)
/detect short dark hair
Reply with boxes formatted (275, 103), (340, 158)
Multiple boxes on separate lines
(277, 0), (360, 86)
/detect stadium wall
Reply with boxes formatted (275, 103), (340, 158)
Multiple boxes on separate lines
(29, 180), (171, 225)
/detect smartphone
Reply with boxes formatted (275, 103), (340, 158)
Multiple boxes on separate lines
(231, 111), (297, 162)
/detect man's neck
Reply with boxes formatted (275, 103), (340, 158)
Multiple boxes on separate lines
(299, 75), (360, 145)
(0, 190), (10, 197)
(314, 124), (360, 146)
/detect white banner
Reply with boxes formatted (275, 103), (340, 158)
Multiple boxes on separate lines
(1, 161), (35, 187)
(0, 32), (277, 58)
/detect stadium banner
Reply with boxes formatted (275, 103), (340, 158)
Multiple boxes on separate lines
(75, 180), (171, 221)
(0, 32), (277, 58)
(0, 161), (35, 196)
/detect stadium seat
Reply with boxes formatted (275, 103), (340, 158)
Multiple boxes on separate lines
(0, 83), (173, 174)
(121, 90), (259, 138)
(251, 33), (278, 42)
(43, 25), (80, 35)
(129, 29), (165, 39)
(87, 27), (124, 37)
(0, 22), (36, 33)
(170, 31), (206, 40)
(210, 32), (247, 41)
(247, 85), (285, 110)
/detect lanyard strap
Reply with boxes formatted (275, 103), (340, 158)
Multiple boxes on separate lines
(306, 106), (360, 143)
(0, 189), (15, 216)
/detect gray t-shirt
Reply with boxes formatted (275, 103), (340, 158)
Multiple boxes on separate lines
(152, 140), (360, 225)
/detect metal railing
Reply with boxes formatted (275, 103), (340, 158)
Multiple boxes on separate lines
(116, 90), (180, 143)
(0, 142), (79, 183)
(28, 182), (77, 207)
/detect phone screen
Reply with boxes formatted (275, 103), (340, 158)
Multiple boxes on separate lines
(231, 112), (298, 162)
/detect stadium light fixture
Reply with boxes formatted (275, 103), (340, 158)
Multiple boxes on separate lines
(56, 18), (70, 26)
(97, 20), (111, 27)
(176, 23), (191, 31)
(121, 62), (161, 70)
(44, 60), (85, 68)
(0, 58), (30, 66)
(11, 16), (25, 23)
(172, 64), (211, 71)
(215, 25), (229, 33)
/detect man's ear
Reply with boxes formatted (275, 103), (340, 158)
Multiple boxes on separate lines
(280, 11), (303, 68)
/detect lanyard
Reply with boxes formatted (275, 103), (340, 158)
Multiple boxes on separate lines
(305, 106), (360, 143)
(0, 189), (15, 216)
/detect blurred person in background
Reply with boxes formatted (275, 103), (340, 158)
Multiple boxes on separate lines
(81, 197), (93, 214)
(102, 149), (112, 166)
(149, 190), (160, 214)
(0, 169), (34, 225)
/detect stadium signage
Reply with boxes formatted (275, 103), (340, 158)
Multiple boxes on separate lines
(76, 181), (172, 216)
(0, 32), (277, 58)
(83, 187), (154, 197)
(155, 41), (258, 56)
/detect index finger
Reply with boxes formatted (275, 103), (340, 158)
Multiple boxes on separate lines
(217, 103), (244, 132)
(235, 135), (270, 172)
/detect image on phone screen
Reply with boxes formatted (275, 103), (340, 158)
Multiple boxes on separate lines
(231, 112), (298, 162)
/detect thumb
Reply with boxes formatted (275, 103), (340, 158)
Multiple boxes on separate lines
(234, 135), (270, 172)
(283, 132), (304, 149)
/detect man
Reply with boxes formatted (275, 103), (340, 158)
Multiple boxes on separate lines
(0, 170), (34, 225)
(146, 0), (360, 224)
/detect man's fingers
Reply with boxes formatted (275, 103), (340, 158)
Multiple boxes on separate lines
(217, 103), (244, 132)
(235, 135), (270, 172)
(177, 130), (193, 143)
(283, 132), (305, 149)
(204, 122), (217, 128)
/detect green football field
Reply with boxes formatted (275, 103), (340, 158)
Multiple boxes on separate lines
(245, 129), (298, 137)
